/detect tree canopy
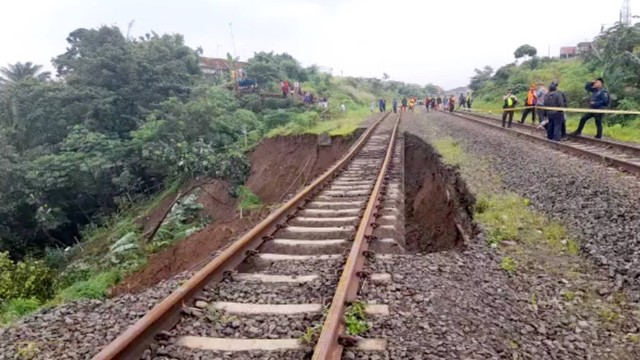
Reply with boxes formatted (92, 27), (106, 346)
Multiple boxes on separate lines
(514, 44), (537, 60)
(0, 26), (238, 259)
(0, 62), (50, 84)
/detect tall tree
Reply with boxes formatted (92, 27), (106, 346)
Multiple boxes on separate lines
(0, 62), (51, 84)
(468, 66), (494, 92)
(53, 26), (201, 136)
(514, 44), (537, 60)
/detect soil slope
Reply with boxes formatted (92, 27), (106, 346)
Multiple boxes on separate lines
(112, 132), (360, 295)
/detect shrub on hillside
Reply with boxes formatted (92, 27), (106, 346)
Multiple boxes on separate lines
(263, 97), (295, 110)
(262, 109), (297, 129)
(0, 252), (55, 302)
(293, 112), (320, 128)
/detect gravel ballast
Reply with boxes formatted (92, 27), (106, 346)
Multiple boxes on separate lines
(414, 111), (640, 294)
(0, 273), (192, 359)
(3, 111), (640, 360)
(349, 110), (640, 359)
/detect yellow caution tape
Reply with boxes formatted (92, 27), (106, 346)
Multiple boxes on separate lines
(464, 106), (640, 115)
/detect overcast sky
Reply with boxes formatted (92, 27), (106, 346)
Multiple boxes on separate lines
(0, 0), (629, 89)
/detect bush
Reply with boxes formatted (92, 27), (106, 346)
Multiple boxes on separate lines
(0, 252), (55, 302)
(55, 263), (94, 291)
(57, 270), (121, 301)
(262, 109), (296, 129)
(263, 97), (295, 110)
(292, 111), (320, 128)
(239, 94), (262, 113)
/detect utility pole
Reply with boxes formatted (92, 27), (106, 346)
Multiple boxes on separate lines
(621, 0), (632, 26)
(229, 22), (237, 58)
(126, 20), (135, 41)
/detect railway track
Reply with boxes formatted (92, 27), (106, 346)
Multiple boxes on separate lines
(93, 112), (404, 360)
(444, 110), (640, 175)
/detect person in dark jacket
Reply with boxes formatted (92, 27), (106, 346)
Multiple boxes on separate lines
(542, 81), (567, 141)
(392, 98), (398, 113)
(378, 98), (385, 112)
(570, 78), (609, 139)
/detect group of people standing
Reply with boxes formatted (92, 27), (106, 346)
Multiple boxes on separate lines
(501, 78), (610, 141)
(371, 97), (418, 114)
(423, 94), (473, 112)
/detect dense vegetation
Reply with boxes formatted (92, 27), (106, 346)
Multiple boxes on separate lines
(469, 23), (640, 142)
(0, 25), (437, 322)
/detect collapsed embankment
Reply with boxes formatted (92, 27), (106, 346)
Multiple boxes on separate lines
(112, 131), (362, 295)
(404, 133), (476, 253)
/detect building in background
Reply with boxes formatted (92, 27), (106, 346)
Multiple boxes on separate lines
(199, 57), (248, 80)
(559, 46), (577, 59)
(576, 42), (592, 55)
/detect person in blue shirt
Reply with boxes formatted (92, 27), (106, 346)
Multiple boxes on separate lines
(570, 78), (610, 139)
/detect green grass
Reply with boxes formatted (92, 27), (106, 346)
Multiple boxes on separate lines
(55, 270), (121, 302)
(308, 106), (371, 136)
(600, 308), (620, 323)
(433, 137), (466, 166)
(475, 193), (580, 255)
(268, 106), (371, 137)
(344, 301), (369, 336)
(472, 97), (640, 144)
(299, 323), (322, 346)
(500, 256), (517, 273)
(564, 290), (576, 301)
(14, 342), (40, 360)
(74, 179), (183, 262)
(0, 298), (42, 324)
(627, 334), (640, 343)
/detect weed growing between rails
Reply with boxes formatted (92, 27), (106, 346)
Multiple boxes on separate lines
(431, 136), (640, 351)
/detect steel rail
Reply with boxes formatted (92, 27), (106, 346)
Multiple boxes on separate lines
(92, 112), (392, 360)
(463, 110), (640, 156)
(446, 111), (640, 175)
(312, 113), (401, 359)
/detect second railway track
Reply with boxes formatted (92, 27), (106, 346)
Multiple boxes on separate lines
(93, 112), (405, 359)
(444, 110), (640, 175)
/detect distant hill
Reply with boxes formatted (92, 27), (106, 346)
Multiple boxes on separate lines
(446, 86), (470, 96)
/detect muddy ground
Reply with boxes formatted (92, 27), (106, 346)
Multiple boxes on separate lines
(404, 133), (476, 253)
(112, 132), (361, 295)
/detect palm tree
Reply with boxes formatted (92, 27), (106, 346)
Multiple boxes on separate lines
(0, 62), (51, 84)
